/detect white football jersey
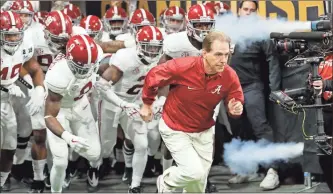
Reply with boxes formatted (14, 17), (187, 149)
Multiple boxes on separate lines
(115, 32), (133, 42)
(110, 47), (155, 103)
(101, 31), (112, 42)
(1, 35), (34, 87)
(45, 56), (95, 108)
(27, 23), (55, 73)
(1, 34), (34, 100)
(163, 31), (201, 59)
(32, 25), (98, 73)
(72, 26), (89, 36)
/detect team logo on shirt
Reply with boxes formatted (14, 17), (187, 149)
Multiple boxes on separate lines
(211, 85), (222, 94)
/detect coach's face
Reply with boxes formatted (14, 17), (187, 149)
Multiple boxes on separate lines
(203, 40), (230, 73)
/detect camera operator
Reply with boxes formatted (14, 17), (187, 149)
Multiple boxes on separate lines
(227, 0), (282, 190)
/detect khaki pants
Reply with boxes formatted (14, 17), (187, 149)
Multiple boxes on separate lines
(159, 118), (214, 193)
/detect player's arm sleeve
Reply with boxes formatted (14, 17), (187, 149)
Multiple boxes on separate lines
(110, 49), (131, 72)
(142, 59), (179, 105)
(225, 69), (244, 106)
(44, 65), (68, 96)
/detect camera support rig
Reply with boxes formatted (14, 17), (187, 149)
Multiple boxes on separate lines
(270, 56), (332, 156)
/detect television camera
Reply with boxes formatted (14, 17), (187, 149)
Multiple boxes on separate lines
(269, 17), (333, 156)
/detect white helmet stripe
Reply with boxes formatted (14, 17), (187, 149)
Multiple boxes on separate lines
(199, 4), (207, 17)
(85, 15), (92, 31)
(69, 3), (73, 10)
(113, 6), (118, 15)
(150, 26), (156, 41)
(57, 11), (66, 34)
(8, 11), (16, 26)
(140, 8), (147, 20)
(80, 35), (92, 64)
(175, 6), (179, 15)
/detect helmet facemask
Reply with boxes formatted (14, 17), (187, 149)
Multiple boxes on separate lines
(165, 16), (185, 34)
(15, 11), (34, 30)
(136, 40), (163, 64)
(67, 59), (96, 79)
(104, 18), (127, 36)
(187, 19), (215, 42)
(44, 30), (69, 54)
(0, 30), (24, 55)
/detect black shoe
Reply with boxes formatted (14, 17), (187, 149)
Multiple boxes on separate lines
(154, 159), (163, 176)
(22, 177), (33, 186)
(122, 167), (133, 184)
(62, 170), (71, 189)
(44, 175), (51, 190)
(128, 186), (142, 193)
(144, 156), (156, 178)
(11, 164), (24, 181)
(205, 180), (218, 193)
(114, 161), (125, 175)
(29, 180), (45, 193)
(86, 167), (99, 193)
(2, 177), (11, 191)
(99, 158), (111, 180)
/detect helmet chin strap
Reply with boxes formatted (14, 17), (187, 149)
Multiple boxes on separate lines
(137, 53), (150, 65)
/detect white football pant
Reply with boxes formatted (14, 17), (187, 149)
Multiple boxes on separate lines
(159, 118), (214, 193)
(97, 100), (126, 161)
(47, 96), (101, 192)
(124, 118), (161, 188)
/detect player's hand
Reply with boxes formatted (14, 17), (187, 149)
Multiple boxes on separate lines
(26, 86), (45, 116)
(7, 84), (26, 98)
(312, 80), (323, 95)
(121, 102), (141, 120)
(228, 98), (243, 116)
(61, 131), (90, 153)
(140, 103), (153, 123)
(95, 78), (112, 97)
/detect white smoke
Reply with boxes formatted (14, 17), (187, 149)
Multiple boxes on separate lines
(214, 14), (312, 50)
(224, 138), (304, 176)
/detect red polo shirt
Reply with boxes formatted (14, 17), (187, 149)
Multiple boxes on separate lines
(142, 56), (244, 133)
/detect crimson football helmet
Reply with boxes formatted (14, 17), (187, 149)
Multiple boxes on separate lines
(186, 4), (215, 42)
(103, 6), (128, 36)
(214, 2), (231, 15)
(80, 15), (103, 41)
(136, 26), (163, 64)
(0, 11), (24, 54)
(159, 8), (167, 28)
(62, 4), (81, 25)
(33, 11), (48, 25)
(129, 9), (155, 35)
(8, 0), (34, 30)
(164, 6), (186, 34)
(66, 34), (99, 79)
(44, 10), (73, 53)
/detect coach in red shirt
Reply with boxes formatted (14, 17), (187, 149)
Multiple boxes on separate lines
(140, 31), (244, 193)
